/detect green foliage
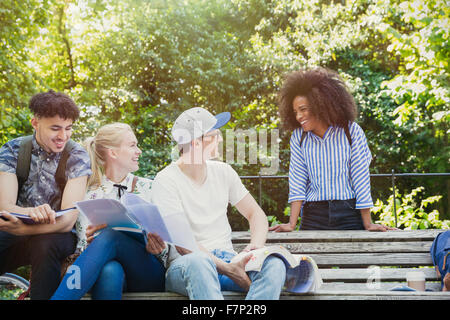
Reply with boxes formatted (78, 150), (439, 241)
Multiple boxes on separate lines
(0, 0), (49, 145)
(373, 187), (450, 229)
(0, 286), (23, 300)
(377, 0), (450, 173)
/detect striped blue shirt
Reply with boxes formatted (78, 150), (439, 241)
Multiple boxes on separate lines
(288, 122), (373, 209)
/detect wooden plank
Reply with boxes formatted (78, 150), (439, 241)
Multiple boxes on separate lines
(116, 290), (450, 301)
(319, 282), (442, 291)
(232, 229), (444, 243)
(319, 267), (439, 282)
(233, 241), (432, 254)
(120, 292), (188, 300)
(281, 290), (450, 300)
(298, 253), (434, 267)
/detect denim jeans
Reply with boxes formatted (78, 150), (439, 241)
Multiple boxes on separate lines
(51, 228), (165, 300)
(300, 198), (364, 230)
(165, 250), (286, 300)
(90, 260), (126, 300)
(0, 231), (76, 300)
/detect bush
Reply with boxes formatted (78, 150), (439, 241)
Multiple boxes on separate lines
(373, 187), (450, 229)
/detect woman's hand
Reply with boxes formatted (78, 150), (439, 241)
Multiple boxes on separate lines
(361, 208), (398, 232)
(146, 232), (167, 255)
(86, 224), (107, 244)
(269, 223), (295, 232)
(364, 223), (398, 232)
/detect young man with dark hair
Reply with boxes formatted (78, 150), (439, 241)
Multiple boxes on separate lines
(0, 90), (91, 299)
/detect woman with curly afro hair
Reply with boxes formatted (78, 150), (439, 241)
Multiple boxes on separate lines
(270, 68), (394, 232)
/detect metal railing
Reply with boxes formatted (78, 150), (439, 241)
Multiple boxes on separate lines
(240, 171), (450, 228)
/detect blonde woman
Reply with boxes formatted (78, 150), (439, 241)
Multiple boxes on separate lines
(51, 123), (165, 300)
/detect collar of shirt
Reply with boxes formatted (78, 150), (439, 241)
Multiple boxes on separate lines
(101, 173), (134, 198)
(308, 126), (336, 143)
(31, 133), (61, 162)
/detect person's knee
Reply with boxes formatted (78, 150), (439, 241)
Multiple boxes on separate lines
(30, 233), (74, 260)
(88, 228), (124, 252)
(263, 256), (286, 283)
(171, 252), (216, 278)
(31, 234), (59, 254)
(181, 252), (215, 270)
(94, 228), (120, 243)
(91, 261), (126, 299)
(99, 261), (124, 280)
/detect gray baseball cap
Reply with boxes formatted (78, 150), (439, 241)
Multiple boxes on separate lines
(171, 107), (231, 144)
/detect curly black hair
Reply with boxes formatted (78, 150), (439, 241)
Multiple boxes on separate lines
(278, 68), (357, 131)
(29, 90), (79, 120)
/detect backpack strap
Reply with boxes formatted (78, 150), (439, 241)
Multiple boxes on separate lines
(16, 135), (34, 194)
(55, 140), (77, 203)
(344, 123), (352, 146)
(299, 130), (307, 148)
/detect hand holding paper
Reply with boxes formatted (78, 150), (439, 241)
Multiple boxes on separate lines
(76, 193), (199, 252)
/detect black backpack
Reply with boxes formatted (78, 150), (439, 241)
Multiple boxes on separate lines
(16, 135), (76, 210)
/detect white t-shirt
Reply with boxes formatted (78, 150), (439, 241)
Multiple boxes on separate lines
(151, 160), (249, 253)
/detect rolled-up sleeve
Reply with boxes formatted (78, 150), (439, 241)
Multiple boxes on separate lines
(349, 123), (373, 209)
(66, 144), (92, 180)
(288, 129), (309, 203)
(0, 138), (20, 174)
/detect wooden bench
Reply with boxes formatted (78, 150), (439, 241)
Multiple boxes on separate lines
(117, 229), (450, 300)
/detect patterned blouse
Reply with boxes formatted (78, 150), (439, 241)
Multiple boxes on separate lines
(75, 173), (153, 252)
(0, 134), (91, 210)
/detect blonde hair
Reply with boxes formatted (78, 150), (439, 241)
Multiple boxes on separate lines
(83, 122), (134, 190)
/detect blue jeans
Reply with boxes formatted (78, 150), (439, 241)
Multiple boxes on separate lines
(51, 228), (165, 300)
(165, 250), (286, 300)
(300, 199), (364, 230)
(90, 260), (126, 300)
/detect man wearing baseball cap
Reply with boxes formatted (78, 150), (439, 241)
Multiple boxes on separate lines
(148, 107), (286, 300)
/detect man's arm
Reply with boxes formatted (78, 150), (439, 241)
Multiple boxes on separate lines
(0, 172), (27, 214)
(234, 193), (268, 251)
(0, 174), (88, 235)
(0, 172), (61, 224)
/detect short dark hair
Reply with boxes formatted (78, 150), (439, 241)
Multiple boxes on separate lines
(278, 68), (357, 131)
(29, 90), (80, 121)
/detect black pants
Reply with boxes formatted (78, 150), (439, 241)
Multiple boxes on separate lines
(300, 199), (364, 230)
(0, 231), (76, 300)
